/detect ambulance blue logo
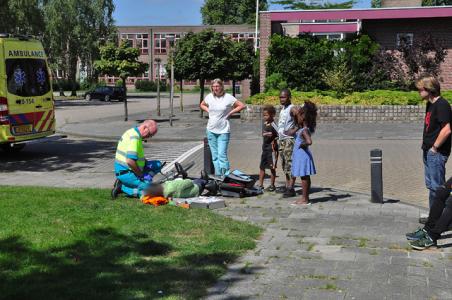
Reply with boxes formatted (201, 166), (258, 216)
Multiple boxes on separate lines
(14, 68), (26, 87)
(36, 68), (46, 85)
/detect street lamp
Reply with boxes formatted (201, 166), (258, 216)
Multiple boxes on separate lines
(255, 0), (259, 53)
(167, 35), (175, 127)
(154, 57), (161, 116)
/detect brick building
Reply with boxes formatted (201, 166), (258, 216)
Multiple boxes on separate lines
(259, 6), (452, 91)
(111, 25), (257, 88)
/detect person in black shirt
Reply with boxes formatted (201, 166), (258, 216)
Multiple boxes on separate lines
(416, 76), (452, 208)
(258, 105), (279, 191)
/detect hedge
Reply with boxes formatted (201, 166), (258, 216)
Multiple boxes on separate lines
(247, 90), (452, 106)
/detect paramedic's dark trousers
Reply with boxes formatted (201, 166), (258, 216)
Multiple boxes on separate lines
(425, 182), (452, 241)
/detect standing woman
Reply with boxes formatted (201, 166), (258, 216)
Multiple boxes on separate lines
(200, 79), (246, 176)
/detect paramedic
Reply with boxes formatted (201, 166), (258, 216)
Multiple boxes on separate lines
(111, 120), (158, 198)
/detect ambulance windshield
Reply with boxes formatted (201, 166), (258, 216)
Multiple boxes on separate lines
(6, 59), (51, 97)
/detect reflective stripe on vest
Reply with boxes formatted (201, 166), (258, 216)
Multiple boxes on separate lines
(115, 128), (145, 170)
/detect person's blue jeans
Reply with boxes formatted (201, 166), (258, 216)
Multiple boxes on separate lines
(424, 149), (448, 208)
(117, 172), (152, 198)
(207, 130), (230, 176)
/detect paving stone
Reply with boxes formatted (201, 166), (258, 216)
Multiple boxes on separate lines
(207, 188), (452, 300)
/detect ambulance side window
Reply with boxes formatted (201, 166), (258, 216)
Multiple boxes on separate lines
(6, 59), (51, 97)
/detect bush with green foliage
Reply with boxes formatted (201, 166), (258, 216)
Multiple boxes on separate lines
(247, 90), (452, 106)
(396, 34), (448, 90)
(265, 73), (288, 91)
(266, 33), (447, 93)
(267, 34), (334, 91)
(135, 80), (154, 91)
(134, 80), (168, 92)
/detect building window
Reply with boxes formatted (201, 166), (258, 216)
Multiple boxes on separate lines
(226, 32), (258, 48)
(166, 33), (182, 48)
(312, 33), (343, 41)
(154, 34), (167, 54)
(397, 33), (413, 47)
(135, 34), (149, 55)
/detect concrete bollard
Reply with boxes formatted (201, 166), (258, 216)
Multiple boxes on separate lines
(204, 137), (215, 175)
(370, 149), (383, 203)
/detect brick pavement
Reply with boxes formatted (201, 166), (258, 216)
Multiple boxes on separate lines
(205, 190), (452, 300)
(57, 106), (450, 208)
(226, 138), (451, 208)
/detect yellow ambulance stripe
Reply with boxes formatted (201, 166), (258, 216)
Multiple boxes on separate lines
(35, 110), (50, 130)
(41, 110), (54, 132)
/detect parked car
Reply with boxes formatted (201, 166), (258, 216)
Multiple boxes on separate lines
(84, 86), (125, 102)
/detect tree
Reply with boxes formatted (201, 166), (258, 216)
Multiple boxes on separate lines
(227, 41), (254, 97)
(371, 0), (381, 7)
(44, 0), (115, 96)
(422, 0), (452, 5)
(201, 0), (268, 25)
(271, 0), (356, 9)
(95, 41), (148, 121)
(0, 0), (44, 36)
(172, 29), (234, 116)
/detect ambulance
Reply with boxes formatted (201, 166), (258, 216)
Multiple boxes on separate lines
(0, 34), (61, 152)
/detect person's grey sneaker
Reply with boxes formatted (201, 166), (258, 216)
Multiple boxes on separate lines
(410, 234), (435, 250)
(406, 228), (426, 241)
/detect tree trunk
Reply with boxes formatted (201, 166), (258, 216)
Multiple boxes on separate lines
(199, 79), (205, 118)
(68, 52), (78, 97)
(122, 77), (128, 121)
(232, 79), (236, 97)
(179, 80), (183, 112)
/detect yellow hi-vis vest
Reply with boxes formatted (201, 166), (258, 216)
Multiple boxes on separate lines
(115, 128), (145, 171)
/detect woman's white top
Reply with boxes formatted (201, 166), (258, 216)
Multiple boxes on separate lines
(205, 92), (237, 134)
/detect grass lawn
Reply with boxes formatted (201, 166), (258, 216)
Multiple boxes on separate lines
(0, 186), (261, 300)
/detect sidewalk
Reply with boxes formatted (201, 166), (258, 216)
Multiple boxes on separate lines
(56, 106), (452, 299)
(206, 189), (452, 300)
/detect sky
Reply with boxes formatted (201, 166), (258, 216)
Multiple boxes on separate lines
(113, 0), (371, 26)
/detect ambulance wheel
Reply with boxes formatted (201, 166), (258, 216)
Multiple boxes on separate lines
(104, 95), (111, 102)
(1, 143), (26, 153)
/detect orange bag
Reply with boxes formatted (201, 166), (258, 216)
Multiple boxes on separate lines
(141, 195), (169, 207)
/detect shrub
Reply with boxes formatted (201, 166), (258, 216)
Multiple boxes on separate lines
(321, 56), (355, 97)
(267, 34), (334, 91)
(135, 80), (156, 91)
(397, 33), (448, 89)
(265, 73), (288, 91)
(246, 90), (452, 106)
